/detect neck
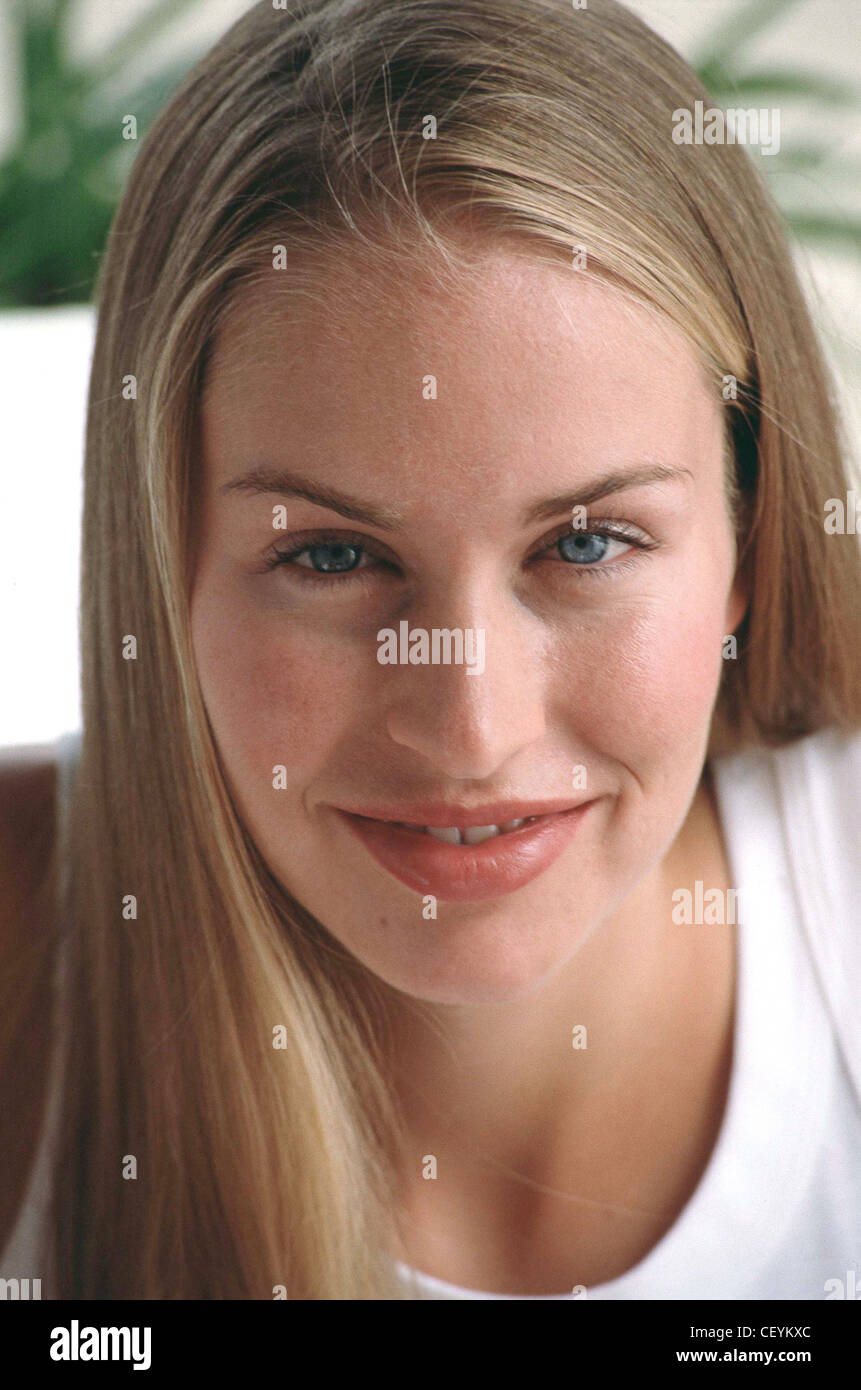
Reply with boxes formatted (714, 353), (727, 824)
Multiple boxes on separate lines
(384, 770), (736, 1279)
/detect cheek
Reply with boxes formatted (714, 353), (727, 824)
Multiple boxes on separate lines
(550, 584), (728, 765)
(190, 584), (356, 791)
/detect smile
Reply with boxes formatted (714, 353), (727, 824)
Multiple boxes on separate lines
(384, 817), (538, 844)
(333, 801), (597, 902)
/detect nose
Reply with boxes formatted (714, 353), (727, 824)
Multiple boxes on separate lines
(380, 590), (547, 780)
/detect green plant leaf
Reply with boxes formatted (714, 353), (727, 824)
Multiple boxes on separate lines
(702, 68), (857, 106)
(786, 212), (861, 247)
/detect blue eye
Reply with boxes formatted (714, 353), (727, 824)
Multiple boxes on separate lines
(536, 520), (655, 576)
(265, 520), (657, 590)
(556, 531), (614, 565)
(266, 531), (384, 586)
(294, 541), (366, 573)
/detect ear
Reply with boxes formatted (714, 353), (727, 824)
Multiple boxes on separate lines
(723, 536), (751, 636)
(725, 565), (749, 634)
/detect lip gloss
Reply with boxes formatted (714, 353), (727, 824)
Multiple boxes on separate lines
(334, 803), (596, 902)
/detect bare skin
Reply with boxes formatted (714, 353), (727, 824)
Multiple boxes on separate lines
(0, 751), (735, 1293)
(190, 244), (747, 1294)
(1, 242), (748, 1295)
(389, 768), (736, 1292)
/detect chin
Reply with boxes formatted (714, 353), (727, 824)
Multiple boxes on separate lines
(350, 918), (578, 1007)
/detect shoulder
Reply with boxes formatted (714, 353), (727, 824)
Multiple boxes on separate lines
(767, 722), (861, 778)
(714, 725), (861, 814)
(715, 725), (861, 893)
(0, 741), (57, 818)
(766, 726), (861, 855)
(0, 741), (59, 1040)
(0, 744), (59, 1256)
(711, 722), (861, 977)
(765, 728), (861, 1102)
(0, 743), (58, 908)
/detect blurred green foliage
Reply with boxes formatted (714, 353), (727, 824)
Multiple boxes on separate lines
(693, 0), (861, 247)
(0, 0), (203, 306)
(0, 0), (858, 308)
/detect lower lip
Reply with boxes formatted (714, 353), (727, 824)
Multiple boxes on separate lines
(333, 804), (596, 902)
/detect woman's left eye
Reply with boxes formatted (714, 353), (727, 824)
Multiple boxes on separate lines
(532, 521), (657, 575)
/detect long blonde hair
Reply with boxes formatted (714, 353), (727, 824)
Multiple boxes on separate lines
(43, 0), (861, 1297)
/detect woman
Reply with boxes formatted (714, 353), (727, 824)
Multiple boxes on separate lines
(1, 0), (859, 1300)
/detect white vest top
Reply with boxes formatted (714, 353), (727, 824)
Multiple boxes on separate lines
(2, 726), (860, 1299)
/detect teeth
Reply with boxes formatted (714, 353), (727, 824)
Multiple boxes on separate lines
(461, 824), (500, 845)
(425, 826), (463, 844)
(418, 817), (531, 845)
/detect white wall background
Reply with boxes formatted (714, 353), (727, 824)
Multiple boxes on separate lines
(0, 0), (859, 746)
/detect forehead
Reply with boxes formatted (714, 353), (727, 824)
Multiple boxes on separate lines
(200, 245), (722, 504)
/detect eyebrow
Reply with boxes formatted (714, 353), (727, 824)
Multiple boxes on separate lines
(220, 462), (694, 530)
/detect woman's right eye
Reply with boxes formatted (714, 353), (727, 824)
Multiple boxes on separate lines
(287, 541), (373, 573)
(265, 532), (392, 587)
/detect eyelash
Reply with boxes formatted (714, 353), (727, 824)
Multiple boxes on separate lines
(264, 520), (658, 588)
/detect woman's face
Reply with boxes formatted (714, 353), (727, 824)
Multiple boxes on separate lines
(190, 246), (747, 1004)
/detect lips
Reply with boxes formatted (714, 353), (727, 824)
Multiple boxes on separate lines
(333, 800), (596, 902)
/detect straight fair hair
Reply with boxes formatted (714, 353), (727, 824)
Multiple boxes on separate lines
(27, 0), (861, 1297)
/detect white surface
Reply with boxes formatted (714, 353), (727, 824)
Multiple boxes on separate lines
(0, 308), (91, 746)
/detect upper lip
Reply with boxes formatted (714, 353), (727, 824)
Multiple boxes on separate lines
(336, 798), (593, 827)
